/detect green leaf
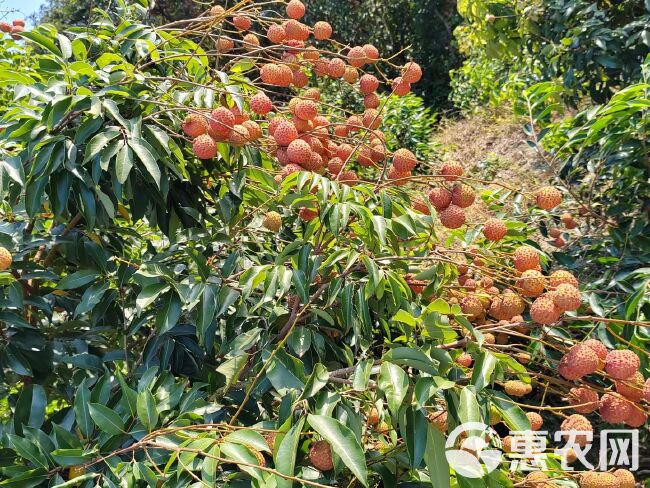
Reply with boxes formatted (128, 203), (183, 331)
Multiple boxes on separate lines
(129, 138), (161, 188)
(471, 352), (497, 392)
(425, 425), (451, 488)
(274, 417), (305, 488)
(83, 128), (120, 163)
(7, 435), (48, 470)
(137, 389), (159, 431)
(378, 362), (409, 417)
(307, 414), (368, 486)
(155, 291), (182, 333)
(136, 283), (169, 311)
(88, 403), (125, 435)
(50, 449), (93, 466)
(73, 379), (93, 437)
(115, 143), (134, 184)
(488, 390), (531, 431)
(57, 270), (100, 290)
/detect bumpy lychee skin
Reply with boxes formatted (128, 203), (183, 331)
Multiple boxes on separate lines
(309, 440), (333, 471)
(526, 412), (544, 431)
(548, 270), (579, 288)
(250, 92), (273, 115)
(615, 371), (645, 401)
(524, 471), (552, 488)
(456, 352), (473, 368)
(644, 377), (650, 402)
(286, 0), (306, 19)
(552, 283), (581, 312)
(402, 61), (423, 83)
(579, 472), (620, 488)
(392, 148), (417, 172)
(391, 76), (411, 96)
(513, 246), (540, 272)
(568, 387), (599, 414)
(359, 74), (380, 95)
(535, 186), (562, 210)
(439, 205), (465, 229)
(613, 469), (635, 488)
(192, 134), (217, 159)
(624, 406), (647, 428)
(363, 44), (380, 63)
(560, 414), (593, 447)
(232, 15), (252, 31)
(347, 46), (367, 68)
(530, 296), (561, 324)
(410, 193), (431, 215)
(558, 344), (599, 381)
(287, 139), (313, 165)
(295, 100), (318, 121)
(262, 211), (282, 232)
(599, 393), (633, 424)
(313, 21), (332, 40)
(0, 247), (13, 271)
(605, 349), (640, 380)
(273, 121), (299, 146)
(451, 184), (475, 208)
(461, 295), (484, 320)
(504, 380), (532, 397)
(517, 269), (545, 297)
(582, 339), (607, 363)
(428, 188), (452, 210)
(182, 113), (208, 137)
(440, 162), (463, 181)
(209, 107), (235, 137)
(483, 218), (507, 241)
(267, 23), (286, 43)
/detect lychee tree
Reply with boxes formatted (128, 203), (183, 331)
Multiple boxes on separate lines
(0, 1), (648, 487)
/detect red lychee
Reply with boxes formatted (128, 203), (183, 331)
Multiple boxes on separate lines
(439, 205), (465, 229)
(192, 134), (217, 159)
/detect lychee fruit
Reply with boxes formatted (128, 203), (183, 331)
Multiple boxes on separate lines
(263, 211), (282, 232)
(298, 208), (319, 221)
(192, 134), (217, 159)
(274, 121), (299, 146)
(287, 139), (313, 165)
(451, 184), (475, 208)
(387, 166), (410, 185)
(568, 387), (599, 414)
(267, 23), (286, 43)
(402, 61), (422, 83)
(209, 107), (235, 138)
(363, 44), (380, 63)
(359, 74), (379, 95)
(410, 193), (431, 215)
(456, 352), (473, 368)
(343, 66), (359, 84)
(615, 371), (644, 401)
(461, 295), (484, 320)
(560, 414), (592, 447)
(439, 205), (465, 229)
(548, 270), (578, 288)
(605, 350), (640, 380)
(513, 246), (540, 272)
(285, 20), (309, 41)
(535, 186), (562, 210)
(428, 188), (452, 210)
(526, 412), (544, 431)
(392, 148), (417, 172)
(309, 440), (333, 471)
(232, 15), (252, 30)
(530, 296), (561, 324)
(524, 471), (553, 488)
(582, 339), (607, 363)
(313, 21), (332, 40)
(483, 218), (507, 241)
(643, 377), (650, 402)
(347, 46), (367, 67)
(558, 344), (599, 380)
(504, 380), (532, 397)
(579, 472), (620, 488)
(182, 113), (208, 137)
(286, 0), (306, 19)
(552, 283), (581, 312)
(0, 247), (12, 271)
(517, 269), (545, 297)
(391, 76), (411, 96)
(624, 406), (647, 428)
(250, 92), (273, 115)
(599, 393), (633, 424)
(613, 469), (635, 488)
(440, 162), (463, 181)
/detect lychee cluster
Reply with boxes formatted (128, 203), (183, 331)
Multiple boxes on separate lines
(0, 19), (25, 40)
